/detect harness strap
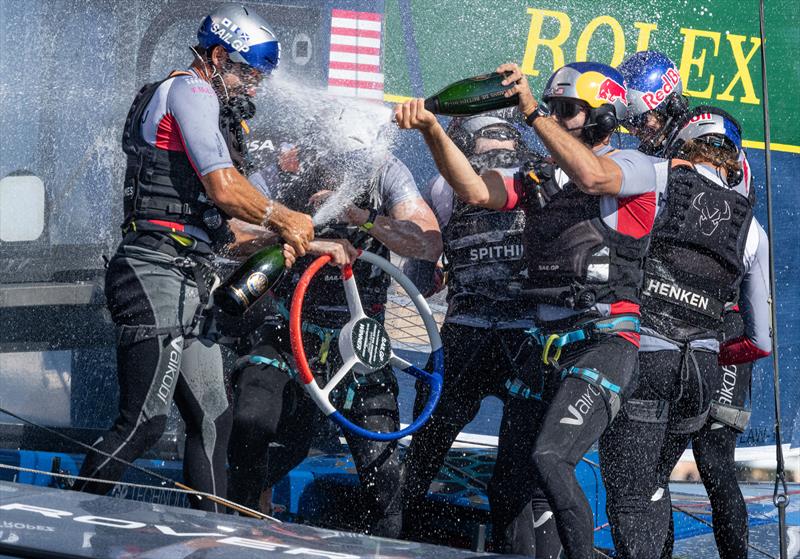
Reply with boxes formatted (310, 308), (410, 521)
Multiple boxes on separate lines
(526, 315), (641, 366)
(244, 354), (298, 380)
(562, 366), (622, 422)
(709, 401), (752, 432)
(505, 377), (543, 401)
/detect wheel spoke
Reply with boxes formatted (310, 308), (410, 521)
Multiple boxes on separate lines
(342, 265), (364, 318)
(390, 352), (434, 382)
(321, 355), (359, 396)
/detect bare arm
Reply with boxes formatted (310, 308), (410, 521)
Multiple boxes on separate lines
(531, 117), (623, 195)
(394, 100), (509, 209)
(497, 62), (623, 196)
(201, 167), (314, 255)
(361, 197), (443, 261)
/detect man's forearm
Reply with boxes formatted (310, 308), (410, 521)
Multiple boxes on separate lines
(225, 218), (280, 257)
(202, 167), (273, 225)
(366, 215), (442, 261)
(532, 117), (620, 195)
(421, 123), (497, 206)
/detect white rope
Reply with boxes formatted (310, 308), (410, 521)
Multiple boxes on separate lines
(0, 463), (281, 523)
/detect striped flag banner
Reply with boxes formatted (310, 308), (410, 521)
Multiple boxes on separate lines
(328, 9), (384, 100)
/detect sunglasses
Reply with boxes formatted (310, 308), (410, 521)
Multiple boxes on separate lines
(549, 100), (585, 119)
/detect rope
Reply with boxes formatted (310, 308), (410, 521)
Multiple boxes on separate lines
(757, 2), (790, 558)
(671, 504), (777, 559)
(0, 405), (275, 521)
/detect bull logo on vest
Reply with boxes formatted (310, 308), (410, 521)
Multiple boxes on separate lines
(691, 192), (731, 236)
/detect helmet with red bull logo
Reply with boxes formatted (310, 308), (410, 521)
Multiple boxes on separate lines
(618, 51), (685, 119)
(667, 105), (742, 157)
(197, 3), (281, 74)
(541, 62), (628, 143)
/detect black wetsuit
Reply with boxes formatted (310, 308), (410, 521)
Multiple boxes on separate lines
(401, 162), (559, 557)
(75, 70), (247, 511)
(660, 310), (754, 559)
(600, 163), (770, 559)
(488, 147), (661, 558)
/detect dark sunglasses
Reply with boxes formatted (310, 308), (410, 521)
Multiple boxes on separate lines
(550, 100), (585, 119)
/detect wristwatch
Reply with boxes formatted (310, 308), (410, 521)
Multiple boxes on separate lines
(525, 101), (551, 127)
(359, 208), (378, 232)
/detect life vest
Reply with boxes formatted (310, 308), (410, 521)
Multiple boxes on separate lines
(121, 71), (247, 247)
(641, 162), (753, 341)
(519, 159), (651, 309)
(443, 152), (526, 304)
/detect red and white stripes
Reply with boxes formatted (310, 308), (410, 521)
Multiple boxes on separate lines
(328, 9), (384, 100)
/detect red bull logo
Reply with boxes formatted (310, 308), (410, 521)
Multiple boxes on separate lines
(641, 67), (681, 110)
(689, 112), (714, 123)
(597, 77), (627, 105)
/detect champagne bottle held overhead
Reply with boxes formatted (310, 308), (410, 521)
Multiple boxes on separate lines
(214, 244), (285, 316)
(424, 71), (520, 116)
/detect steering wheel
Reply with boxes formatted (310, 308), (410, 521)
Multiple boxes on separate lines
(289, 250), (443, 441)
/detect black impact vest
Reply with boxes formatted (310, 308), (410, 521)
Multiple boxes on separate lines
(443, 154), (527, 306)
(121, 72), (247, 247)
(520, 159), (651, 309)
(641, 163), (753, 341)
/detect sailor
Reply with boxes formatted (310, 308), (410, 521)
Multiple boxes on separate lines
(395, 60), (662, 558)
(401, 111), (560, 555)
(226, 142), (441, 537)
(598, 106), (772, 559)
(614, 51), (769, 559)
(74, 3), (316, 511)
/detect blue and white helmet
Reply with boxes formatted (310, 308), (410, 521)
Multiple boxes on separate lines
(618, 51), (683, 120)
(668, 105), (742, 157)
(198, 3), (281, 74)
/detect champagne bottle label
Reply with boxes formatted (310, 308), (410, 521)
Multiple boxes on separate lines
(246, 271), (269, 298)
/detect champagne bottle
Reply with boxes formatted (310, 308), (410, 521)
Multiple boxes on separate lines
(214, 244), (285, 316)
(424, 71), (519, 116)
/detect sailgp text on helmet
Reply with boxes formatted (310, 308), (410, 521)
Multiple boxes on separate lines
(541, 62), (628, 145)
(617, 50), (689, 155)
(197, 3), (281, 75)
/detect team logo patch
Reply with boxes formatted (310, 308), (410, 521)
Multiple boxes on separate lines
(692, 192), (731, 236)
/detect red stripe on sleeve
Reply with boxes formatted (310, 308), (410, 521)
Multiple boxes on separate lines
(615, 191), (656, 239)
(154, 114), (185, 152)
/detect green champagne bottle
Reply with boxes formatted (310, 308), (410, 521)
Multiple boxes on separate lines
(424, 71), (519, 116)
(214, 244), (285, 316)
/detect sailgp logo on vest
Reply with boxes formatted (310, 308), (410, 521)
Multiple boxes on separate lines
(645, 279), (710, 311)
(692, 192), (731, 236)
(560, 383), (602, 425)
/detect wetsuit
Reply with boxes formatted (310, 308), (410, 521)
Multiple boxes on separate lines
(599, 163), (771, 559)
(227, 154), (421, 537)
(488, 147), (661, 558)
(75, 69), (249, 511)
(400, 154), (560, 555)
